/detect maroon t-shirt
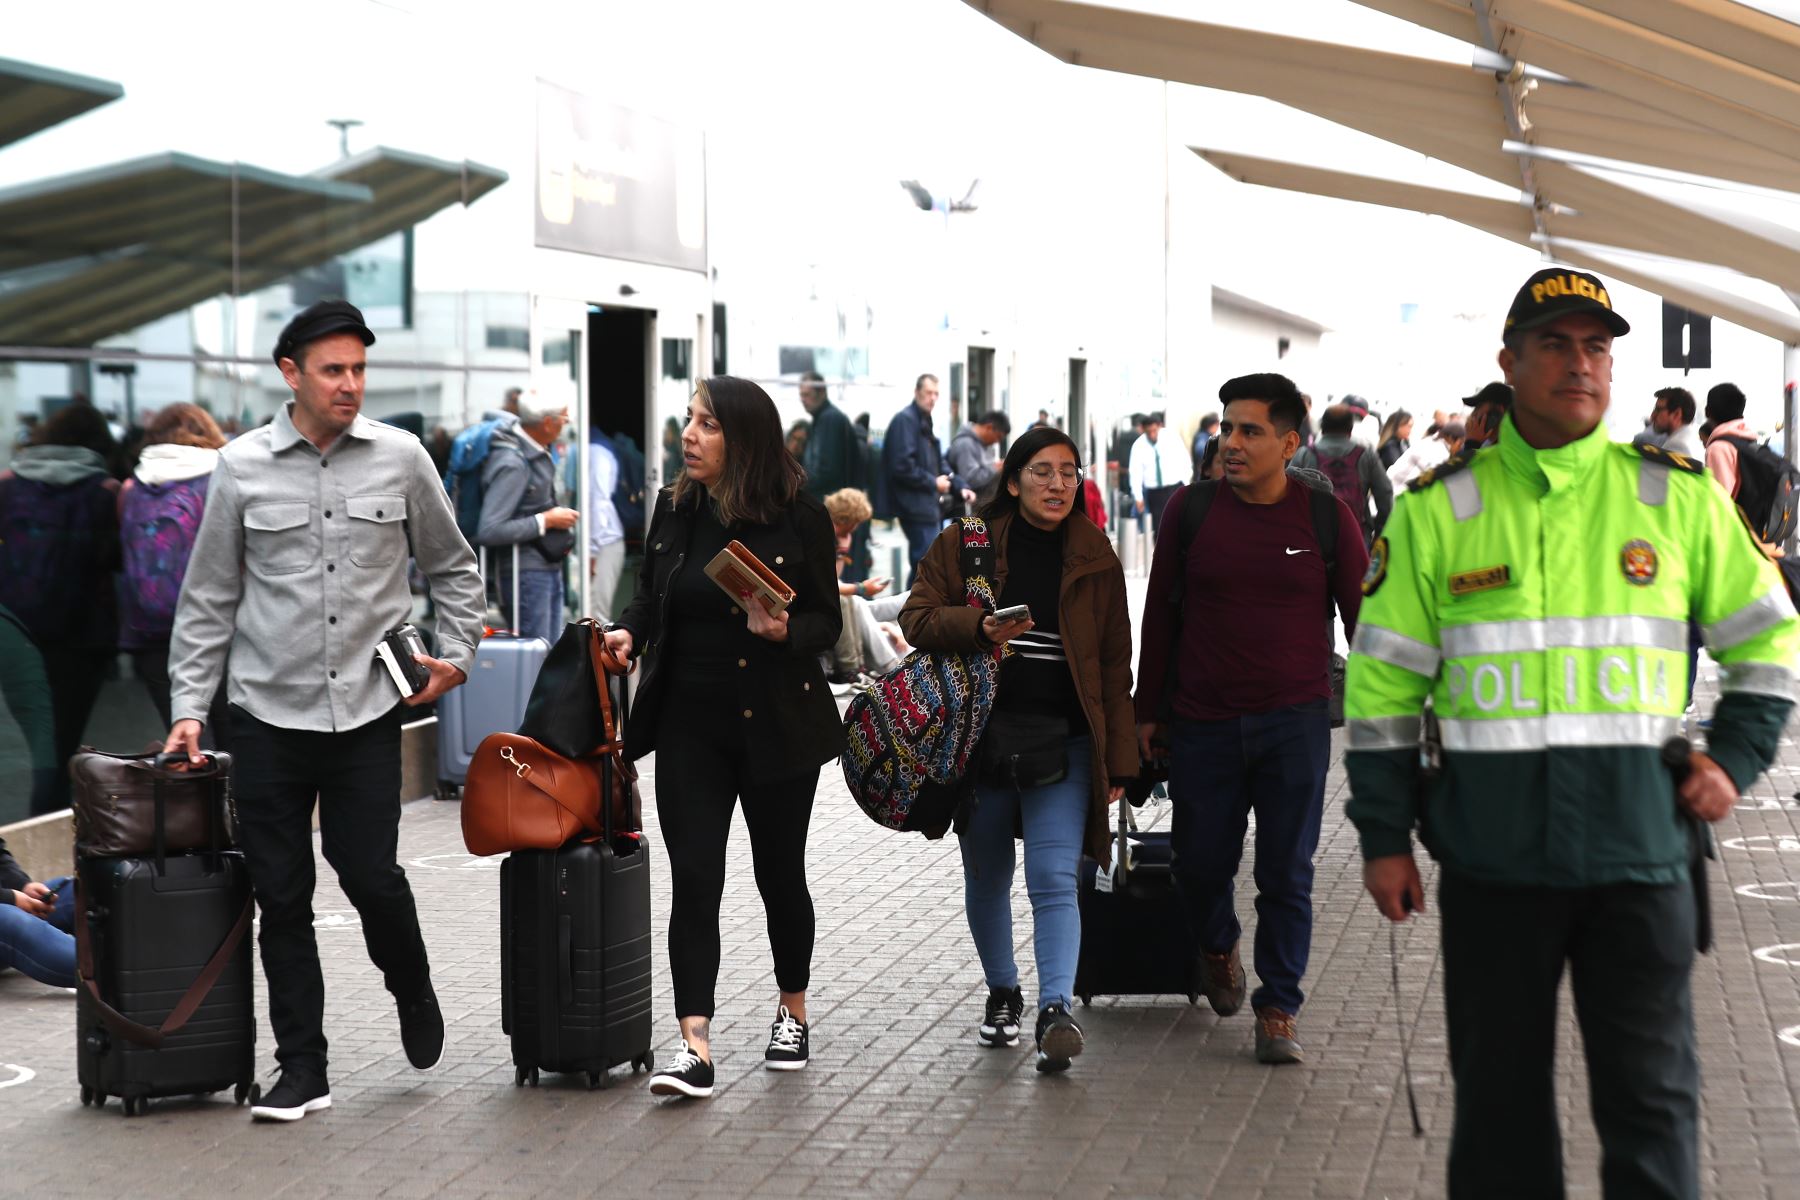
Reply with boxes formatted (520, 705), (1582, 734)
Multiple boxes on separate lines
(1135, 480), (1369, 722)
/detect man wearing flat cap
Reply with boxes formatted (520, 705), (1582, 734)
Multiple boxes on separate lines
(164, 299), (485, 1123)
(1347, 267), (1798, 1197)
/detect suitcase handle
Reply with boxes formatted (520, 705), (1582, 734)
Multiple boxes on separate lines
(74, 872), (252, 1050)
(147, 752), (228, 875)
(557, 913), (573, 1007)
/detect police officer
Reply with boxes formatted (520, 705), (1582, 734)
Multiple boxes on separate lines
(1345, 267), (1799, 1199)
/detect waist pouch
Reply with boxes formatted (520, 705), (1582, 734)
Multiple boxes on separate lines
(978, 712), (1069, 790)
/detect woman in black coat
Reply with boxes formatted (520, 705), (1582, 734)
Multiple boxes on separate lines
(602, 376), (842, 1100)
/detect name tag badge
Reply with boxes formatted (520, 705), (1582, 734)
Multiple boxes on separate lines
(1448, 564), (1512, 596)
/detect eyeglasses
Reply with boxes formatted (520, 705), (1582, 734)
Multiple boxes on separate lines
(1020, 464), (1084, 486)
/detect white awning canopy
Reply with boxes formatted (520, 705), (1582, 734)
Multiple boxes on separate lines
(966, 0), (1800, 340)
(0, 57), (120, 151)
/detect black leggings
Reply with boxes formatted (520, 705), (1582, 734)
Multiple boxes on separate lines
(654, 680), (819, 1019)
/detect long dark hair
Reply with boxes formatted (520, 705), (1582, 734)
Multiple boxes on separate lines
(979, 425), (1088, 523)
(669, 375), (804, 526)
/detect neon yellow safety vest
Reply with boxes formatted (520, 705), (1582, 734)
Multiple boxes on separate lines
(1345, 418), (1798, 887)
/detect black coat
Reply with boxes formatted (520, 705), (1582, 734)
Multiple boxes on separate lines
(614, 486), (844, 782)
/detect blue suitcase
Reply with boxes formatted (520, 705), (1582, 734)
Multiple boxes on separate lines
(436, 633), (549, 798)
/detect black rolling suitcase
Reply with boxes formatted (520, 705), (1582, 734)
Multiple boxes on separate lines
(1074, 802), (1199, 1006)
(500, 673), (654, 1089)
(76, 850), (256, 1116)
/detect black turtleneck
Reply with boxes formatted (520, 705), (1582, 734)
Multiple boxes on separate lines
(994, 517), (1082, 725)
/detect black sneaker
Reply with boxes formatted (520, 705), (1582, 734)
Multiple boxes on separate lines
(1034, 1004), (1084, 1074)
(978, 985), (1024, 1048)
(250, 1071), (331, 1122)
(764, 1005), (809, 1071)
(648, 1041), (715, 1098)
(398, 981), (445, 1071)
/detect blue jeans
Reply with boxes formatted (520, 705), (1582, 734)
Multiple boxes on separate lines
(1169, 700), (1330, 1014)
(900, 517), (943, 590)
(502, 566), (563, 645)
(0, 875), (76, 987)
(959, 735), (1092, 1012)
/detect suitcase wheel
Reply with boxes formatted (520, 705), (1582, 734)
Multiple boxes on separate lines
(1078, 995), (1091, 1007)
(1188, 993), (1200, 1006)
(632, 1051), (653, 1073)
(528, 1067), (540, 1088)
(122, 1096), (145, 1118)
(80, 1085), (93, 1107)
(435, 780), (461, 801)
(235, 1081), (251, 1106)
(585, 1071), (602, 1091)
(513, 1065), (528, 1088)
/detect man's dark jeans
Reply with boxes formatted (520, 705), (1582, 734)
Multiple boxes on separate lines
(230, 704), (430, 1081)
(1168, 698), (1330, 1014)
(901, 517), (943, 589)
(1440, 873), (1698, 1200)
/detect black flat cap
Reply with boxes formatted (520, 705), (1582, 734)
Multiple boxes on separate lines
(1462, 382), (1513, 409)
(273, 298), (375, 365)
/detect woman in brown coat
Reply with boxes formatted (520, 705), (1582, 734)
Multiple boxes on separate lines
(900, 425), (1138, 1073)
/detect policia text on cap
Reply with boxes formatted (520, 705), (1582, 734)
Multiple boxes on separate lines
(1345, 267), (1799, 1199)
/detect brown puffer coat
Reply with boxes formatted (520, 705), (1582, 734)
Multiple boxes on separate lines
(900, 509), (1139, 859)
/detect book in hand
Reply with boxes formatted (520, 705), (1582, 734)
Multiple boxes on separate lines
(375, 623), (431, 697)
(703, 540), (796, 616)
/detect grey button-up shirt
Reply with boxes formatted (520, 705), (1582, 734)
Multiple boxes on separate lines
(169, 403), (485, 733)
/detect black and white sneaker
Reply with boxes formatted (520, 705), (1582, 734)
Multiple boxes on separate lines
(648, 1041), (714, 1099)
(764, 1005), (809, 1071)
(978, 985), (1024, 1048)
(250, 1071), (332, 1122)
(1034, 1004), (1084, 1074)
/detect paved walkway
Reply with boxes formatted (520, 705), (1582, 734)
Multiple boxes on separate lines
(5, 653), (1800, 1197)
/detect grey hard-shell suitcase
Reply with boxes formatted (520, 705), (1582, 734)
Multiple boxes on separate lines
(436, 633), (548, 796)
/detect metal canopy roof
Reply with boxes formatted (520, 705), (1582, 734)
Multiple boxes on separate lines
(0, 57), (121, 151)
(0, 148), (507, 347)
(966, 0), (1800, 341)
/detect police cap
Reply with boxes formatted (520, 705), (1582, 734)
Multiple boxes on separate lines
(1503, 267), (1630, 339)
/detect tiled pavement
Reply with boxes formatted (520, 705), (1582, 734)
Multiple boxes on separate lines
(4, 639), (1800, 1197)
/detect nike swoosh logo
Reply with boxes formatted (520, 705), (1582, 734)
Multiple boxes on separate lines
(1285, 547), (1311, 556)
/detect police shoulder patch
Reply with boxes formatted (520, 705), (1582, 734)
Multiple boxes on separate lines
(1408, 447), (1479, 493)
(1623, 440), (1705, 475)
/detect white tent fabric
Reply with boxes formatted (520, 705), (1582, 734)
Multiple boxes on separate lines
(965, 0), (1800, 341)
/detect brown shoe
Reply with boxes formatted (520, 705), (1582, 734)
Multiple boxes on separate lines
(1254, 1007), (1302, 1065)
(1198, 942), (1246, 1016)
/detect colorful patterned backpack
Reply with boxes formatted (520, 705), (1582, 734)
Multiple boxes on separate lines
(842, 517), (1005, 833)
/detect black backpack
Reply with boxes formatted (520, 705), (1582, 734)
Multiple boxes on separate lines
(1159, 477), (1344, 726)
(1716, 435), (1800, 545)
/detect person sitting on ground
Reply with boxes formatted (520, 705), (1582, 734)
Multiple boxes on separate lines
(1386, 420), (1466, 489)
(823, 488), (908, 682)
(0, 835), (74, 988)
(900, 426), (1139, 1075)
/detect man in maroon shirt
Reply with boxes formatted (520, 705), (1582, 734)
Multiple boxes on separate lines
(1135, 373), (1368, 1064)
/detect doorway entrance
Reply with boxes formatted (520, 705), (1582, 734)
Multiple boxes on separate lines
(586, 305), (652, 550)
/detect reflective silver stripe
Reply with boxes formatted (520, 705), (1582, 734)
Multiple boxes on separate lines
(1638, 459), (1670, 507)
(1352, 624), (1441, 677)
(1348, 715), (1423, 750)
(1706, 585), (1797, 652)
(1439, 712), (1682, 751)
(1445, 469), (1482, 521)
(1441, 615), (1687, 657)
(1718, 660), (1798, 700)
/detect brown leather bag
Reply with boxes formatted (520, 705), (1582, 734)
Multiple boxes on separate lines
(461, 624), (638, 856)
(70, 750), (235, 862)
